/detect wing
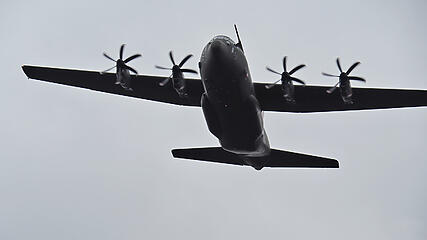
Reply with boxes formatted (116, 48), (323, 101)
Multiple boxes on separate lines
(254, 83), (427, 113)
(22, 65), (204, 107)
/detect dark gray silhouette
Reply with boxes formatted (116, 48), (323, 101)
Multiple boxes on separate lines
(22, 26), (427, 170)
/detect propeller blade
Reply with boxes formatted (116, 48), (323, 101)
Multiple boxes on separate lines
(155, 65), (172, 70)
(180, 69), (198, 74)
(169, 51), (176, 65)
(266, 67), (281, 75)
(290, 77), (305, 85)
(101, 65), (116, 74)
(322, 72), (339, 77)
(179, 54), (193, 68)
(124, 54), (142, 63)
(336, 58), (343, 72)
(348, 76), (366, 82)
(103, 53), (116, 62)
(159, 75), (172, 86)
(289, 64), (306, 75)
(346, 62), (360, 75)
(283, 56), (287, 72)
(265, 79), (282, 89)
(124, 65), (138, 74)
(120, 44), (125, 60)
(326, 82), (340, 94)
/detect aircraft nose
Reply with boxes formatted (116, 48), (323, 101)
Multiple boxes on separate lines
(210, 40), (226, 58)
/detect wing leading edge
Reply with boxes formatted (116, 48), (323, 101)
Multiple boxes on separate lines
(22, 65), (204, 107)
(255, 83), (427, 113)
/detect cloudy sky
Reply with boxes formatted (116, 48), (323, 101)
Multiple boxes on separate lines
(1, 0), (426, 239)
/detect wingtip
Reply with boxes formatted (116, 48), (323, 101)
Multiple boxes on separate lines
(22, 65), (31, 78)
(334, 160), (340, 168)
(171, 149), (180, 158)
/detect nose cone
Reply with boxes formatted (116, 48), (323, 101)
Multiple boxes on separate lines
(209, 40), (226, 59)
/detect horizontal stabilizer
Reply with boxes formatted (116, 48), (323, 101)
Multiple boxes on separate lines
(172, 147), (338, 170)
(265, 149), (338, 168)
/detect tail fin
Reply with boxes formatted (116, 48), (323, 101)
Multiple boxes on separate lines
(172, 147), (339, 170)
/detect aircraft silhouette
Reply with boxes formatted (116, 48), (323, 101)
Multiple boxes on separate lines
(22, 25), (427, 170)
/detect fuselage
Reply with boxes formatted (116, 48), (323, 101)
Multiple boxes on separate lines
(199, 36), (270, 158)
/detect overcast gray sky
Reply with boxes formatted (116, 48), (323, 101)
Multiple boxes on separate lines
(1, 0), (427, 239)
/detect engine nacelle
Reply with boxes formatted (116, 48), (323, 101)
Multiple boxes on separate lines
(340, 79), (353, 104)
(116, 67), (133, 91)
(281, 80), (295, 103)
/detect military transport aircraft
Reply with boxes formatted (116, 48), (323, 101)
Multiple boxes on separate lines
(22, 26), (427, 170)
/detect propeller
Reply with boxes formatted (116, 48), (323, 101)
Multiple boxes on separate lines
(155, 51), (198, 86)
(322, 58), (366, 93)
(102, 44), (141, 74)
(265, 56), (306, 89)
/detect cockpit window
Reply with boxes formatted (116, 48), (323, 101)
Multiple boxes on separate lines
(210, 35), (235, 46)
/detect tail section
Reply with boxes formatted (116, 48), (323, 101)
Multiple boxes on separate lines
(172, 147), (339, 170)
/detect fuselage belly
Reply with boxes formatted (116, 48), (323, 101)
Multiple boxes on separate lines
(199, 36), (270, 157)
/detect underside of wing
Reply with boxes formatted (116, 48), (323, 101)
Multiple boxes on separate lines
(255, 83), (427, 113)
(22, 65), (204, 107)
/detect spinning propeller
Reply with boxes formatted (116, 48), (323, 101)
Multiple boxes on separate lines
(322, 58), (366, 94)
(155, 51), (198, 86)
(265, 56), (306, 89)
(102, 44), (141, 74)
